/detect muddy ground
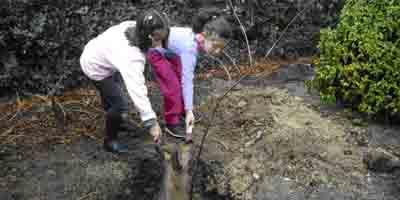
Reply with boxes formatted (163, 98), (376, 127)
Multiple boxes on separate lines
(1, 62), (399, 200)
(192, 64), (400, 200)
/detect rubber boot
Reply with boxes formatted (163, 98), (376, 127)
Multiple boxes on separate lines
(103, 109), (128, 153)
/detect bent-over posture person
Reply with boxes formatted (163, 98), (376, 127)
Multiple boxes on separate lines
(79, 11), (169, 153)
(143, 10), (228, 143)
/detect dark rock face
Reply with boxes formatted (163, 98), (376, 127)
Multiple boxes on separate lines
(0, 0), (343, 95)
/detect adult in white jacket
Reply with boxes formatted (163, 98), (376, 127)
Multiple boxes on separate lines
(80, 11), (168, 153)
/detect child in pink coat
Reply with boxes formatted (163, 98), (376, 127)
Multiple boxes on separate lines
(144, 12), (226, 142)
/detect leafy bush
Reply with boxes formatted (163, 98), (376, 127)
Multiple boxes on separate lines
(311, 0), (400, 115)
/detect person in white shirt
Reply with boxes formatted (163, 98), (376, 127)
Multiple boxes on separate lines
(79, 10), (169, 153)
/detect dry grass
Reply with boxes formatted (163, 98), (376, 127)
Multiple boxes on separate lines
(0, 87), (104, 147)
(196, 57), (314, 80)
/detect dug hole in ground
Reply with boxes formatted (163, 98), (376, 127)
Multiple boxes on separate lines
(1, 62), (399, 200)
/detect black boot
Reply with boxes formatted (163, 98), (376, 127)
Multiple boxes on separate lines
(103, 141), (128, 154)
(103, 110), (128, 153)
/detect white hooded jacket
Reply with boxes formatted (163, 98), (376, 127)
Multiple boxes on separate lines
(80, 21), (156, 121)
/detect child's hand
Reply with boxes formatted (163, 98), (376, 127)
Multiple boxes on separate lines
(149, 120), (162, 144)
(185, 110), (194, 143)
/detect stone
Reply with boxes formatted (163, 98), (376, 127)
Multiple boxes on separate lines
(9, 175), (17, 183)
(0, 178), (7, 187)
(238, 100), (247, 107)
(252, 173), (260, 180)
(255, 130), (263, 139)
(363, 148), (400, 173)
(245, 140), (254, 148)
(47, 169), (57, 176)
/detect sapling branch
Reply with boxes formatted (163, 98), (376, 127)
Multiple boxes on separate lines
(189, 3), (314, 199)
(227, 0), (253, 67)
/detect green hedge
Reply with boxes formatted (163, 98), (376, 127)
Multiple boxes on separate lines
(311, 0), (400, 115)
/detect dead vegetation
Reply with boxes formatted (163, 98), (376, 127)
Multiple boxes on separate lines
(195, 86), (369, 199)
(0, 87), (104, 147)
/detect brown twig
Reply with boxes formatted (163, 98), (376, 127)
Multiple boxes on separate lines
(5, 134), (24, 144)
(62, 100), (86, 106)
(8, 91), (22, 121)
(79, 131), (102, 143)
(78, 191), (98, 200)
(52, 97), (66, 132)
(0, 126), (14, 138)
(62, 100), (103, 116)
(32, 94), (51, 105)
(210, 136), (229, 150)
(165, 127), (185, 139)
(222, 50), (241, 75)
(205, 54), (232, 80)
(0, 113), (11, 122)
(227, 0), (253, 67)
(264, 5), (311, 58)
(89, 106), (106, 114)
(55, 99), (66, 119)
(64, 107), (93, 117)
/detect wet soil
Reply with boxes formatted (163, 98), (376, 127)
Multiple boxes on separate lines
(191, 63), (400, 200)
(0, 61), (399, 200)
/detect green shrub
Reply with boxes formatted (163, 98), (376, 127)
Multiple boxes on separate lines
(311, 0), (400, 115)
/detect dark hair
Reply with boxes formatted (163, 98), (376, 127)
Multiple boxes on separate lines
(134, 9), (170, 51)
(191, 8), (221, 34)
(125, 26), (137, 48)
(192, 11), (213, 33)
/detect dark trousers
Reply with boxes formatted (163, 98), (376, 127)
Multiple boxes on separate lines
(93, 73), (128, 142)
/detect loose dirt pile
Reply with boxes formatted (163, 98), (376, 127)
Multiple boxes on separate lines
(195, 85), (368, 199)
